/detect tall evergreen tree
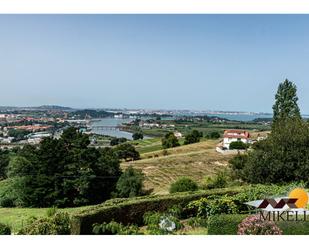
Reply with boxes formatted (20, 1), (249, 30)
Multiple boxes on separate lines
(272, 79), (301, 124)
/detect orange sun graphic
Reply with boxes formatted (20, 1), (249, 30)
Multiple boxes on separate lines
(288, 188), (309, 208)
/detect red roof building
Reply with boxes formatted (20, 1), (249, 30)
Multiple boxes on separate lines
(223, 129), (251, 149)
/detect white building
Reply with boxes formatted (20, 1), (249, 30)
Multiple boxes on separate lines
(223, 129), (250, 149)
(174, 131), (182, 139)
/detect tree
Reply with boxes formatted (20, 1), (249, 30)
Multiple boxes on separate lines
(116, 166), (144, 198)
(206, 131), (220, 139)
(0, 150), (10, 179)
(162, 132), (180, 149)
(132, 132), (143, 140)
(113, 143), (140, 161)
(7, 129), (31, 142)
(229, 153), (248, 179)
(184, 130), (203, 145)
(230, 79), (309, 184)
(237, 118), (309, 184)
(6, 127), (121, 207)
(229, 141), (248, 150)
(169, 177), (198, 193)
(110, 137), (127, 146)
(272, 79), (301, 124)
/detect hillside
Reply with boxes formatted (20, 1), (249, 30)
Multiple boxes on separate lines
(122, 139), (234, 195)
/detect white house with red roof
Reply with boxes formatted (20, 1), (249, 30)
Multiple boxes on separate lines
(223, 129), (250, 149)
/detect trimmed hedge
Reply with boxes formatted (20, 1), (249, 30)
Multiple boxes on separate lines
(277, 220), (309, 235)
(208, 214), (309, 235)
(71, 187), (244, 234)
(208, 214), (246, 235)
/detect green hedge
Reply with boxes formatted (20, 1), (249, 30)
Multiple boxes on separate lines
(277, 220), (309, 235)
(208, 214), (309, 235)
(208, 214), (246, 235)
(70, 187), (244, 234)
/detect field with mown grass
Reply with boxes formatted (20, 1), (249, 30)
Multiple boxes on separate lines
(122, 139), (234, 194)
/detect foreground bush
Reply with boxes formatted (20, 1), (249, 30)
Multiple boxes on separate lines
(92, 221), (140, 235)
(186, 196), (238, 219)
(169, 177), (198, 193)
(116, 166), (145, 198)
(208, 214), (246, 235)
(71, 187), (242, 234)
(0, 223), (11, 235)
(143, 211), (183, 235)
(18, 212), (70, 235)
(238, 215), (282, 235)
(202, 170), (229, 190)
(208, 213), (309, 235)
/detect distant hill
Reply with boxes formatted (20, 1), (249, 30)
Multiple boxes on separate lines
(34, 105), (74, 111)
(0, 105), (74, 112)
(70, 109), (115, 119)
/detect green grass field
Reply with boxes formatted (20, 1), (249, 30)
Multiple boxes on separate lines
(0, 206), (91, 233)
(122, 139), (233, 194)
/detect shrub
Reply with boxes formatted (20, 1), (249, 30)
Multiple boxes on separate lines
(229, 154), (248, 180)
(208, 214), (246, 235)
(169, 177), (198, 194)
(208, 213), (309, 235)
(18, 212), (71, 235)
(0, 149), (10, 180)
(186, 217), (208, 228)
(232, 183), (300, 206)
(46, 206), (58, 217)
(110, 137), (127, 146)
(208, 196), (238, 216)
(186, 196), (238, 219)
(92, 221), (140, 235)
(238, 214), (282, 235)
(277, 219), (309, 235)
(185, 198), (210, 218)
(132, 132), (143, 140)
(229, 141), (248, 150)
(143, 211), (183, 235)
(114, 143), (140, 161)
(162, 132), (180, 149)
(203, 171), (229, 189)
(0, 197), (14, 208)
(116, 166), (145, 198)
(162, 149), (169, 156)
(0, 223), (11, 235)
(0, 178), (20, 207)
(165, 205), (183, 219)
(184, 130), (203, 145)
(206, 131), (220, 139)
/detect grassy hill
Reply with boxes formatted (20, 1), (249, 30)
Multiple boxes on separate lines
(122, 139), (234, 194)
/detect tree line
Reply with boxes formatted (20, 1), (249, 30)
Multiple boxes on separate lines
(0, 127), (144, 207)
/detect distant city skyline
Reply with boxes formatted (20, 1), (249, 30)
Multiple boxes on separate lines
(1, 15), (309, 113)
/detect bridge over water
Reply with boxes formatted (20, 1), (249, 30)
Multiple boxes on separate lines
(90, 125), (123, 131)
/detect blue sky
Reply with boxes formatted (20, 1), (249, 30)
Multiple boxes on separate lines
(1, 15), (309, 113)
